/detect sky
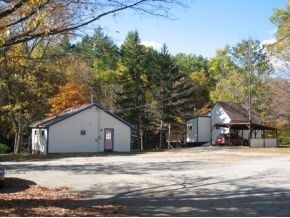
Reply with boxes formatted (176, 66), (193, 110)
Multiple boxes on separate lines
(90, 0), (287, 58)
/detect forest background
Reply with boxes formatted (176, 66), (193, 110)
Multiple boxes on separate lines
(0, 0), (289, 153)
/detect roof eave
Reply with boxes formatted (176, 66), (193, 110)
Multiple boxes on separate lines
(29, 103), (133, 129)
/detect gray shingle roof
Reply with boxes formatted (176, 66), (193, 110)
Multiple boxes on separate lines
(216, 101), (261, 123)
(29, 103), (132, 128)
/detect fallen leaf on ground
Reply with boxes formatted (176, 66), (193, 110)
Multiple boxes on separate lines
(0, 178), (126, 216)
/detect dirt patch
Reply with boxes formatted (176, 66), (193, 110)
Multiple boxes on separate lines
(0, 178), (126, 216)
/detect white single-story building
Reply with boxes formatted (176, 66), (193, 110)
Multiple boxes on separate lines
(186, 101), (277, 147)
(210, 101), (262, 144)
(29, 103), (132, 154)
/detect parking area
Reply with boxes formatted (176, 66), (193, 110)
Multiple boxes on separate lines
(2, 147), (290, 216)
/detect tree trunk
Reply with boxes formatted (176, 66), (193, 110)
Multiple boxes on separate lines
(140, 125), (143, 151)
(137, 107), (144, 151)
(159, 119), (163, 149)
(140, 133), (143, 151)
(13, 118), (21, 154)
(168, 123), (171, 149)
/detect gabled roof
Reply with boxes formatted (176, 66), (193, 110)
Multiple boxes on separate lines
(29, 103), (133, 128)
(215, 101), (261, 123)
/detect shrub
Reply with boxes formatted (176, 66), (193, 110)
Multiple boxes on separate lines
(0, 143), (9, 154)
(278, 126), (290, 145)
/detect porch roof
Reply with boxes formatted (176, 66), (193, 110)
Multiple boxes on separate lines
(213, 122), (276, 130)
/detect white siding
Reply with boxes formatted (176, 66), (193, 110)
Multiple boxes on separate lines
(198, 117), (211, 142)
(265, 139), (278, 147)
(250, 138), (277, 148)
(48, 106), (131, 153)
(32, 128), (47, 154)
(186, 118), (197, 143)
(100, 111), (131, 152)
(210, 104), (231, 144)
(186, 117), (211, 143)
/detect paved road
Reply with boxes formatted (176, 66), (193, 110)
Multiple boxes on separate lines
(3, 147), (290, 216)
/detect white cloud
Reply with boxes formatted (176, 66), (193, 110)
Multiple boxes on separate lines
(141, 40), (162, 50)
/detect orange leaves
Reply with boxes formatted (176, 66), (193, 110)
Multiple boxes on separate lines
(48, 82), (90, 116)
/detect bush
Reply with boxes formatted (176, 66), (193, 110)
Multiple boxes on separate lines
(278, 126), (290, 145)
(0, 143), (9, 154)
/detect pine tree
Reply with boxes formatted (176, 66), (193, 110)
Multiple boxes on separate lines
(150, 44), (179, 148)
(74, 27), (120, 109)
(115, 31), (150, 151)
(171, 54), (210, 129)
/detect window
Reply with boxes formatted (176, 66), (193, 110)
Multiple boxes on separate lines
(34, 130), (37, 135)
(41, 130), (45, 136)
(189, 126), (192, 131)
(105, 132), (111, 139)
(80, 130), (86, 135)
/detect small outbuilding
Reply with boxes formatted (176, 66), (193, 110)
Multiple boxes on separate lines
(29, 103), (132, 154)
(186, 101), (278, 147)
(186, 116), (211, 144)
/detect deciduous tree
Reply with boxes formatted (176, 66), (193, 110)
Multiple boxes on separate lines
(269, 0), (290, 61)
(0, 39), (64, 153)
(0, 0), (185, 49)
(209, 39), (273, 117)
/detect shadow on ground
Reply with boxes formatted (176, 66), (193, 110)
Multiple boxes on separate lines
(1, 176), (289, 216)
(2, 160), (211, 175)
(82, 177), (290, 216)
(0, 147), (245, 162)
(0, 177), (36, 193)
(0, 151), (149, 162)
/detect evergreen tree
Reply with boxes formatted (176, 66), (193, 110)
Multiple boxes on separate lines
(115, 31), (150, 151)
(74, 27), (121, 109)
(150, 44), (179, 148)
(172, 54), (210, 127)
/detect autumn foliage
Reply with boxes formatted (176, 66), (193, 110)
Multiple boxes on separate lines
(48, 82), (91, 116)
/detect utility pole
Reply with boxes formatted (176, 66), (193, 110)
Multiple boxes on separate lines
(159, 101), (164, 150)
(248, 68), (251, 123)
(168, 123), (171, 149)
(248, 73), (252, 144)
(247, 40), (252, 142)
(90, 86), (94, 103)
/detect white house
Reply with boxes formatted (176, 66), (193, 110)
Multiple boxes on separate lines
(210, 101), (261, 144)
(30, 103), (132, 154)
(186, 101), (277, 147)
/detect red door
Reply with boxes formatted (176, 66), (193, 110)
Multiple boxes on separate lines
(104, 128), (114, 152)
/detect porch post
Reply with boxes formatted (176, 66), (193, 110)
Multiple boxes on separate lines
(210, 125), (215, 146)
(248, 123), (251, 147)
(229, 125), (231, 145)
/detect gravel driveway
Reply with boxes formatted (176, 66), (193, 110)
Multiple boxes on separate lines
(3, 147), (290, 216)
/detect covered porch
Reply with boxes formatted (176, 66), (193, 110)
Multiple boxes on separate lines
(211, 122), (278, 147)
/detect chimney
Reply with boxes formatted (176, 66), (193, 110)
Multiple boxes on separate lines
(90, 94), (94, 103)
